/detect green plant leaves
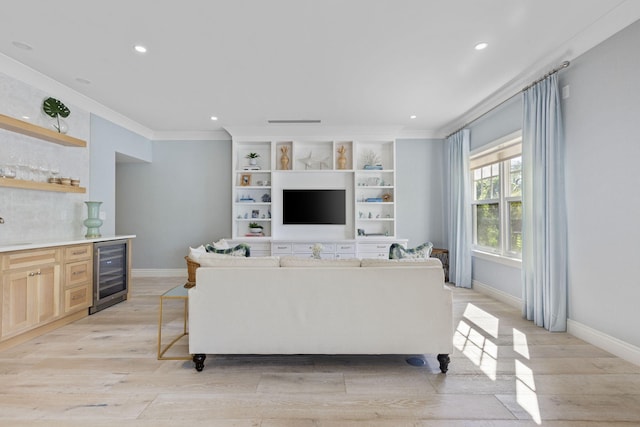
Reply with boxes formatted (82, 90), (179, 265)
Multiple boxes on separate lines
(42, 97), (71, 118)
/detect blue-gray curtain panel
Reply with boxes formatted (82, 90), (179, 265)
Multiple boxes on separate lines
(447, 129), (472, 288)
(522, 73), (568, 332)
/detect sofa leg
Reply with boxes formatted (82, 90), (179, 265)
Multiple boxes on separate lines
(437, 354), (450, 373)
(193, 354), (206, 372)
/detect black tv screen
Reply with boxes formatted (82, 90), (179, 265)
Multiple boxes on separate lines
(283, 189), (346, 225)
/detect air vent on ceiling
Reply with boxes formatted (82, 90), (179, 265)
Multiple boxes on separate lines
(267, 119), (321, 124)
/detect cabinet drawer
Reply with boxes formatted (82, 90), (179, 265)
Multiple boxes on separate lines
(246, 242), (270, 252)
(357, 243), (391, 252)
(249, 250), (270, 258)
(64, 284), (91, 314)
(359, 252), (388, 259)
(65, 260), (92, 288)
(272, 243), (292, 254)
(336, 244), (355, 253)
(64, 244), (92, 262)
(292, 243), (336, 253)
(2, 248), (60, 271)
(335, 252), (356, 259)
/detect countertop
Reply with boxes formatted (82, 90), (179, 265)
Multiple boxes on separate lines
(0, 235), (136, 253)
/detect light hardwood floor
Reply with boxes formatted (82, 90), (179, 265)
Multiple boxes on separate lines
(1, 276), (640, 426)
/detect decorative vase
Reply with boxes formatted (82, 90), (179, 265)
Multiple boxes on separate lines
(337, 145), (347, 170)
(84, 201), (103, 238)
(50, 118), (68, 134)
(280, 147), (290, 170)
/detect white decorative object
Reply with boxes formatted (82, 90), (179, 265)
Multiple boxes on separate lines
(312, 243), (323, 259)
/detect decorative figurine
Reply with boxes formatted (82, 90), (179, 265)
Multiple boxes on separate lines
(280, 146), (290, 170)
(337, 145), (347, 170)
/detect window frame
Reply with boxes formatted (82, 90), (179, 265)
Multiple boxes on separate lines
(470, 131), (523, 260)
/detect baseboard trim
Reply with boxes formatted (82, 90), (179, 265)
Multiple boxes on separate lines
(567, 319), (640, 366)
(132, 269), (186, 278)
(472, 279), (523, 310)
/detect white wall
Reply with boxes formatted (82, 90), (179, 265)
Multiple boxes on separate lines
(0, 72), (90, 243)
(561, 20), (640, 348)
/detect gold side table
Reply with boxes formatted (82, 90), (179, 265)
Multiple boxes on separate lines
(157, 285), (190, 360)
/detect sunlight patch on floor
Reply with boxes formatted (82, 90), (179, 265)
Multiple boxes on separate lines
(515, 335), (541, 424)
(455, 304), (499, 380)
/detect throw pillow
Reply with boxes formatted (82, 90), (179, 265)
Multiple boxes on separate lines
(388, 242), (433, 259)
(204, 242), (251, 257)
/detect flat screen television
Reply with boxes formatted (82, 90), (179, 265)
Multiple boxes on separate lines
(283, 189), (346, 225)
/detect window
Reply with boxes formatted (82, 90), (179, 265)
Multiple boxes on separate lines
(470, 132), (522, 258)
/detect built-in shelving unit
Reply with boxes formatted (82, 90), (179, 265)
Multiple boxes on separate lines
(0, 114), (87, 193)
(231, 136), (397, 242)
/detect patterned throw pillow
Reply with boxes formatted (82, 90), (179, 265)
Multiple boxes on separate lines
(204, 242), (251, 257)
(388, 242), (433, 259)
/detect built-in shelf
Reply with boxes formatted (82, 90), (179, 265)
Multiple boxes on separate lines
(0, 178), (86, 193)
(0, 114), (86, 147)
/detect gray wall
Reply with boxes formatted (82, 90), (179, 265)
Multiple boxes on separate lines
(396, 138), (446, 248)
(90, 114), (152, 236)
(467, 96), (523, 299)
(561, 20), (640, 347)
(116, 140), (231, 269)
(115, 137), (445, 268)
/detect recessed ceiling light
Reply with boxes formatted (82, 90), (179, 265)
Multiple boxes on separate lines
(133, 45), (147, 53)
(75, 77), (91, 84)
(12, 41), (33, 50)
(474, 42), (488, 50)
(410, 115), (417, 119)
(210, 116), (218, 121)
(21, 115), (30, 120)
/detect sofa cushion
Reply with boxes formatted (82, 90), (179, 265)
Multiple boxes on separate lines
(279, 256), (361, 267)
(361, 257), (442, 268)
(389, 242), (433, 259)
(198, 255), (280, 267)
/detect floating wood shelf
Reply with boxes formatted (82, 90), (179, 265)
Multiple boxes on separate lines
(0, 114), (86, 147)
(0, 178), (86, 193)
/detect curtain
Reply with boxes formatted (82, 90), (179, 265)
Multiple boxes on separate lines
(447, 129), (472, 288)
(522, 73), (568, 331)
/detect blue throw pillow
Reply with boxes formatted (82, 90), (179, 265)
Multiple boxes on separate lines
(389, 242), (433, 259)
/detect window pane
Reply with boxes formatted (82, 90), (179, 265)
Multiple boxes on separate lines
(509, 157), (522, 197)
(474, 203), (500, 249)
(508, 201), (522, 253)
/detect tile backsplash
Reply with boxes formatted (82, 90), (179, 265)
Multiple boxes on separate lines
(0, 72), (90, 244)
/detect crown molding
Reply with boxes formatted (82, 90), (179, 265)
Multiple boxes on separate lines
(151, 129), (231, 141)
(0, 53), (154, 140)
(437, 1), (640, 137)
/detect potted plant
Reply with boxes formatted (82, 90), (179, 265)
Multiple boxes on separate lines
(42, 97), (71, 133)
(248, 222), (263, 234)
(245, 152), (260, 166)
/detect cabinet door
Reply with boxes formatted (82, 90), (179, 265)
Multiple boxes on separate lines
(36, 265), (61, 324)
(1, 271), (36, 338)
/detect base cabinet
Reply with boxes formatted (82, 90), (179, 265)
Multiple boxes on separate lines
(0, 244), (92, 347)
(1, 255), (61, 339)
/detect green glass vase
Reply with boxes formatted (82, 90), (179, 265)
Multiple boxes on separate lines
(84, 201), (103, 238)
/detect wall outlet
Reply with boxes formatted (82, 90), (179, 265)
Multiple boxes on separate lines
(99, 211), (106, 220)
(562, 85), (570, 99)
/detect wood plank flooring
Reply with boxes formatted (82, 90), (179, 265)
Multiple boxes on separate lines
(1, 276), (640, 426)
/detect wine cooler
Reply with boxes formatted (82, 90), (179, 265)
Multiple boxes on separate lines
(90, 239), (129, 314)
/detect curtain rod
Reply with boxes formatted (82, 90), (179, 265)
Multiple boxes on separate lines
(446, 60), (571, 139)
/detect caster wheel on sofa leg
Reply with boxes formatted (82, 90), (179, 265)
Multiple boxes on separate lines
(437, 354), (450, 373)
(193, 354), (206, 372)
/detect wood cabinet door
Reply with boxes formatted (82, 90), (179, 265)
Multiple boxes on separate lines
(36, 265), (61, 324)
(1, 271), (36, 338)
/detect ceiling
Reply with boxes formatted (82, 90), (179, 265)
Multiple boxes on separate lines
(1, 1), (639, 139)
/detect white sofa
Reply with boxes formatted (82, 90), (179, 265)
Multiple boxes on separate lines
(188, 257), (453, 373)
